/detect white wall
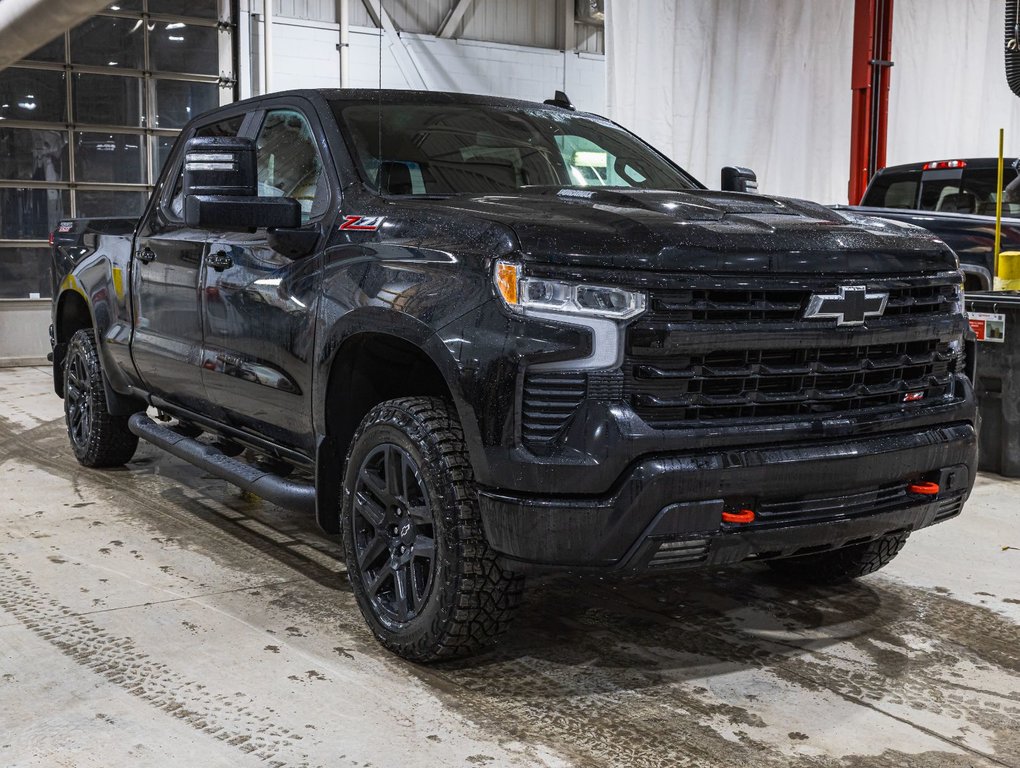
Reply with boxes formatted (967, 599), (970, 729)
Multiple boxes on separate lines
(243, 14), (607, 114)
(606, 0), (1018, 205)
(606, 0), (854, 204)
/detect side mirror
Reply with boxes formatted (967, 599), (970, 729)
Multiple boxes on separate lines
(182, 136), (301, 230)
(721, 166), (758, 194)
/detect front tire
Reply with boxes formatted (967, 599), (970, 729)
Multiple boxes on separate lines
(63, 328), (139, 468)
(766, 531), (909, 585)
(340, 397), (523, 662)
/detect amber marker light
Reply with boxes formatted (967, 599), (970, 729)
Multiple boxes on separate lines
(495, 261), (520, 306)
(907, 481), (940, 496)
(722, 509), (755, 524)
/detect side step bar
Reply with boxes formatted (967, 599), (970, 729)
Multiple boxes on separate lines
(128, 413), (316, 515)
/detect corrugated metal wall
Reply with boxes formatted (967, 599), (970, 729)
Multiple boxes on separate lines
(261, 0), (605, 53)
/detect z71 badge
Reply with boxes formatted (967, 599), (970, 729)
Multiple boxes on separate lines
(339, 215), (385, 231)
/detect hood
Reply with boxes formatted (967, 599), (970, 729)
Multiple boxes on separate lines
(406, 188), (957, 275)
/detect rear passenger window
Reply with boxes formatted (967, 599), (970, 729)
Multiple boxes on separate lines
(165, 114), (245, 220)
(861, 174), (918, 208)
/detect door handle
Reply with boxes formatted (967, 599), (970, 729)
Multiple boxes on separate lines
(208, 250), (233, 271)
(137, 247), (157, 264)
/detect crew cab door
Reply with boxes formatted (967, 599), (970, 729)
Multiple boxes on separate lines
(200, 103), (332, 454)
(131, 113), (246, 411)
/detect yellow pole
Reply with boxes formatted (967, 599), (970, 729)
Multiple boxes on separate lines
(995, 127), (1005, 282)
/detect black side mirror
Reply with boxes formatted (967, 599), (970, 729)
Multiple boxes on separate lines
(183, 136), (301, 230)
(721, 166), (758, 194)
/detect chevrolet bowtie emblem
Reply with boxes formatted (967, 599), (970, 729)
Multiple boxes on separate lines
(803, 286), (888, 326)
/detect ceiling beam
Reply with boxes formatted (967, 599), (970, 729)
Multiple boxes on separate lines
(358, 0), (428, 90)
(437, 0), (475, 39)
(0, 0), (114, 72)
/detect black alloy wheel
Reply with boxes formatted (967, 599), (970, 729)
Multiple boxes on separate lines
(340, 397), (524, 662)
(351, 443), (437, 625)
(62, 328), (139, 467)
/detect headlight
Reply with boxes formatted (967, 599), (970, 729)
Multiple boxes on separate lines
(494, 260), (646, 319)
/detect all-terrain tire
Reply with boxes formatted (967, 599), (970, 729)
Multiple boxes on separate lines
(766, 531), (910, 585)
(63, 328), (139, 468)
(340, 396), (524, 662)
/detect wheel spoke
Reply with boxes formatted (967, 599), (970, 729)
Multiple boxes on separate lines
(354, 489), (387, 529)
(410, 561), (427, 610)
(406, 504), (430, 523)
(392, 564), (411, 620)
(357, 533), (388, 570)
(362, 467), (397, 509)
(385, 446), (404, 501)
(366, 562), (393, 598)
(411, 535), (435, 563)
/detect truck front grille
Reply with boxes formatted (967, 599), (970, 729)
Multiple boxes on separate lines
(650, 282), (959, 323)
(625, 274), (964, 427)
(626, 339), (956, 424)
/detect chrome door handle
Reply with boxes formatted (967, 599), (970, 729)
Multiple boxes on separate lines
(207, 250), (233, 271)
(137, 247), (157, 264)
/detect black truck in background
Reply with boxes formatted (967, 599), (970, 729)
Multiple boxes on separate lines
(842, 157), (1020, 291)
(50, 89), (977, 661)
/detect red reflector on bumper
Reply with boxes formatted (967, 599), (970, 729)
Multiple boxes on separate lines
(722, 509), (755, 524)
(907, 481), (940, 496)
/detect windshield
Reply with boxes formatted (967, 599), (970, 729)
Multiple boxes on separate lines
(332, 102), (699, 196)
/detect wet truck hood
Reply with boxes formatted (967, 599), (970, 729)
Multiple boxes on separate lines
(414, 188), (958, 275)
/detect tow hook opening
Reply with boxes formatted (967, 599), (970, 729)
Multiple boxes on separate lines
(721, 508), (756, 524)
(907, 481), (940, 496)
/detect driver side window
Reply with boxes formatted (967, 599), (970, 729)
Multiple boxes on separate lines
(256, 109), (328, 223)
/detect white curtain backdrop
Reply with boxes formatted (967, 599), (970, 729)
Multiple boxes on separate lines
(606, 0), (1018, 205)
(889, 0), (1020, 166)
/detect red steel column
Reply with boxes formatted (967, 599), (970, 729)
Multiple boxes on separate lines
(849, 0), (894, 205)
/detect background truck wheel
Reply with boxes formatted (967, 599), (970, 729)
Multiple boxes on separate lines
(63, 328), (139, 468)
(766, 531), (909, 585)
(340, 396), (524, 662)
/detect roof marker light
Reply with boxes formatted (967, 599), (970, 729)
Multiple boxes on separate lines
(922, 160), (967, 170)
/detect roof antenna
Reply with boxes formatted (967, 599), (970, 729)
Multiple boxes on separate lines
(544, 90), (575, 111)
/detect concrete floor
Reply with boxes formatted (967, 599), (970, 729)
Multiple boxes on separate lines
(0, 366), (1017, 768)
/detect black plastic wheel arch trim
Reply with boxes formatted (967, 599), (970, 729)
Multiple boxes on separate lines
(128, 412), (316, 515)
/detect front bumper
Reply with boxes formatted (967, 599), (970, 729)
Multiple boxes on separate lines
(478, 422), (976, 571)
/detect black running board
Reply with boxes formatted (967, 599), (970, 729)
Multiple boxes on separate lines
(129, 413), (316, 515)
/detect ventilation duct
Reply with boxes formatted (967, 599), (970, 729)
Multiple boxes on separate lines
(0, 0), (115, 73)
(1007, 0), (1020, 97)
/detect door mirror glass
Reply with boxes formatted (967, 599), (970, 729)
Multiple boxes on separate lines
(721, 166), (758, 193)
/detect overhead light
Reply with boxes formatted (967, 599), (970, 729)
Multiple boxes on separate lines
(168, 35), (184, 41)
(18, 102), (37, 110)
(108, 61), (118, 65)
(25, 94), (34, 99)
(109, 4), (121, 9)
(166, 22), (185, 29)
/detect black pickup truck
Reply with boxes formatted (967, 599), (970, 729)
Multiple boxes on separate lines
(50, 89), (977, 661)
(843, 157), (1020, 291)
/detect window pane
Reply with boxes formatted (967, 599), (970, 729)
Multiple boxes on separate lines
(0, 69), (67, 123)
(0, 247), (52, 299)
(70, 16), (144, 70)
(148, 0), (220, 19)
(75, 190), (148, 218)
(149, 23), (220, 75)
(257, 110), (327, 222)
(154, 79), (219, 128)
(75, 132), (146, 184)
(24, 34), (65, 63)
(0, 129), (68, 182)
(154, 135), (177, 177)
(0, 188), (70, 239)
(73, 73), (145, 126)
